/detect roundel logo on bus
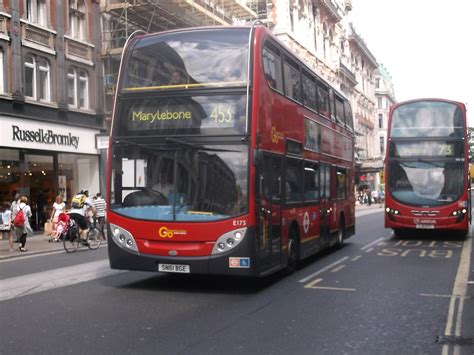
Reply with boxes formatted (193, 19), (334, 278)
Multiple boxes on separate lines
(159, 226), (187, 238)
(271, 126), (284, 144)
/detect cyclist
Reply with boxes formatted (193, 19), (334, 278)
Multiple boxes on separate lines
(69, 190), (96, 244)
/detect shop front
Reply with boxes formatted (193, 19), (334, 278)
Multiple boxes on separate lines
(0, 116), (101, 231)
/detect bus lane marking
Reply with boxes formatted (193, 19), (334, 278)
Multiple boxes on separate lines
(375, 239), (461, 259)
(360, 237), (386, 251)
(298, 257), (349, 283)
(442, 234), (472, 355)
(303, 278), (356, 292)
(351, 255), (362, 261)
(364, 247), (374, 253)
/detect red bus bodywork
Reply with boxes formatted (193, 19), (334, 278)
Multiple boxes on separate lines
(107, 25), (355, 276)
(384, 98), (470, 236)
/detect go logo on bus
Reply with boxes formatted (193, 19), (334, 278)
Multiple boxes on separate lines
(159, 226), (187, 239)
(271, 126), (284, 144)
(159, 227), (174, 238)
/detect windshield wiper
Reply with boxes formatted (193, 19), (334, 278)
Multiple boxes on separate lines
(165, 137), (239, 152)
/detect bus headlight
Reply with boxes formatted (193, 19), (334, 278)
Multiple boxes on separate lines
(212, 228), (247, 255)
(109, 223), (139, 254)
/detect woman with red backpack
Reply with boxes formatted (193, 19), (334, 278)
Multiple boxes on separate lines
(14, 196), (32, 252)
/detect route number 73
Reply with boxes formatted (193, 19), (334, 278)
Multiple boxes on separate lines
(211, 106), (233, 123)
(438, 144), (453, 156)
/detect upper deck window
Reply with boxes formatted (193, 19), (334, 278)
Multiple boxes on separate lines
(121, 28), (250, 92)
(390, 101), (464, 138)
(317, 81), (330, 117)
(283, 59), (301, 103)
(262, 45), (283, 93)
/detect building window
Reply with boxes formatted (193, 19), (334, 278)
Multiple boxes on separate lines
(38, 58), (50, 101)
(26, 0), (47, 27)
(380, 136), (385, 155)
(69, 0), (86, 41)
(0, 50), (4, 94)
(378, 113), (383, 129)
(24, 55), (51, 102)
(25, 55), (36, 99)
(68, 67), (89, 109)
(377, 96), (383, 109)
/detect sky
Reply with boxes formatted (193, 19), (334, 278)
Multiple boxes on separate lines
(350, 0), (474, 126)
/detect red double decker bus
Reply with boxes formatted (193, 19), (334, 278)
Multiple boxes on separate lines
(385, 98), (471, 236)
(107, 24), (355, 276)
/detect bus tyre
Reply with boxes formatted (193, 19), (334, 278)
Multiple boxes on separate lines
(337, 217), (345, 248)
(393, 228), (405, 238)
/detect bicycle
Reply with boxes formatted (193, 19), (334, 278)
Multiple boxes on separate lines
(63, 218), (101, 253)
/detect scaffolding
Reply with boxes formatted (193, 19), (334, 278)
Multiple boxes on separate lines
(101, 0), (268, 116)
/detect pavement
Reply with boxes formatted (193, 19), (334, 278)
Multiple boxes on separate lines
(0, 231), (107, 260)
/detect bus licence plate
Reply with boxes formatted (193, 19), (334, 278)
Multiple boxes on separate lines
(415, 224), (435, 229)
(158, 263), (190, 273)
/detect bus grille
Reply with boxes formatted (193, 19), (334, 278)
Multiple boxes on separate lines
(411, 210), (440, 217)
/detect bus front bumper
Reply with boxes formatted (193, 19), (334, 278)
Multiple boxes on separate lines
(107, 226), (260, 276)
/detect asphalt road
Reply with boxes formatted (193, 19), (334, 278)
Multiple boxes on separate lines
(1, 208), (472, 354)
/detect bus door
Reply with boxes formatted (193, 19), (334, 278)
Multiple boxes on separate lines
(319, 164), (331, 246)
(257, 153), (283, 271)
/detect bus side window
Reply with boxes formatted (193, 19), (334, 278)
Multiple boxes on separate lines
(304, 162), (319, 201)
(286, 157), (303, 203)
(283, 59), (302, 103)
(329, 89), (336, 122)
(262, 45), (283, 93)
(344, 100), (354, 130)
(335, 95), (345, 126)
(317, 81), (330, 118)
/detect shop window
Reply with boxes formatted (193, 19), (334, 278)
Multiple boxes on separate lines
(68, 67), (89, 109)
(69, 0), (86, 41)
(26, 0), (47, 27)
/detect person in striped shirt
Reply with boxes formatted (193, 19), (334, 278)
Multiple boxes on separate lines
(93, 193), (106, 240)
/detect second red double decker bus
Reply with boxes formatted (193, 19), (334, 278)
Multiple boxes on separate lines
(385, 98), (470, 236)
(107, 24), (355, 277)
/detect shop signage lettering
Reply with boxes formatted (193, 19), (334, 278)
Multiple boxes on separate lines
(131, 110), (192, 123)
(12, 125), (80, 149)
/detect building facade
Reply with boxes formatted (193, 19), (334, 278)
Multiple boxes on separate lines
(0, 0), (105, 230)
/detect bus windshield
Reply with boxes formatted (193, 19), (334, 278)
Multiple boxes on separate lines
(390, 101), (464, 138)
(110, 141), (248, 221)
(121, 28), (250, 92)
(388, 160), (464, 206)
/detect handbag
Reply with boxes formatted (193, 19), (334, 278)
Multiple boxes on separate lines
(44, 221), (53, 236)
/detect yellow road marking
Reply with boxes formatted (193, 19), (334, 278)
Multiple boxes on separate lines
(331, 265), (346, 273)
(304, 278), (323, 288)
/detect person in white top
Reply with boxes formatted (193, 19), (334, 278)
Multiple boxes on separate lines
(152, 170), (174, 198)
(50, 195), (66, 239)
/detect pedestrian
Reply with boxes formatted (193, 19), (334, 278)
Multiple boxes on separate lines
(15, 196), (33, 252)
(11, 193), (21, 242)
(49, 195), (66, 241)
(94, 193), (106, 240)
(367, 189), (372, 206)
(1, 202), (13, 252)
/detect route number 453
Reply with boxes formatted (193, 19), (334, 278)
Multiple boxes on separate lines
(211, 106), (233, 123)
